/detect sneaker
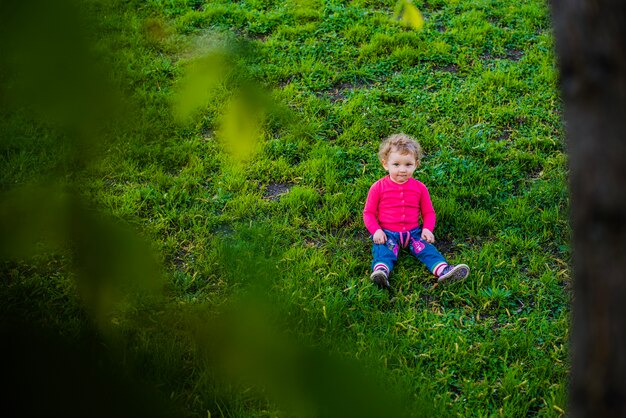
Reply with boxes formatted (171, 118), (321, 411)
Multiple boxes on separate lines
(437, 264), (470, 284)
(370, 269), (390, 289)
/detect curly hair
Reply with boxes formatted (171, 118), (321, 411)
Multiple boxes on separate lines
(378, 133), (423, 163)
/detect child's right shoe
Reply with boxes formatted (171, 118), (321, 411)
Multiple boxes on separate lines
(437, 264), (470, 284)
(370, 269), (390, 289)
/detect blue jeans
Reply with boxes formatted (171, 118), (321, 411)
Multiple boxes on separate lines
(371, 228), (447, 276)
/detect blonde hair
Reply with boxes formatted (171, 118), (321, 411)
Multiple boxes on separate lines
(378, 133), (423, 163)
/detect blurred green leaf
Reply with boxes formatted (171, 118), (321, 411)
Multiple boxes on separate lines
(173, 51), (231, 121)
(0, 183), (163, 328)
(218, 94), (264, 162)
(395, 0), (425, 31)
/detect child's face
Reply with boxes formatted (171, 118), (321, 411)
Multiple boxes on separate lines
(382, 150), (418, 184)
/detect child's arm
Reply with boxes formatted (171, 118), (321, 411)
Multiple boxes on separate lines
(419, 184), (437, 243)
(363, 181), (386, 243)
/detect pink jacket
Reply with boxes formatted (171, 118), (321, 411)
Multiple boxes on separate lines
(363, 176), (436, 235)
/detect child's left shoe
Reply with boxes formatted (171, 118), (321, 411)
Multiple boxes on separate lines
(437, 264), (470, 284)
(370, 269), (390, 289)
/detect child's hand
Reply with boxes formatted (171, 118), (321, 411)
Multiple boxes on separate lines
(421, 228), (435, 243)
(373, 229), (387, 244)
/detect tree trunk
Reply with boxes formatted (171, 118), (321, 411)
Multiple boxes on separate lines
(551, 0), (626, 416)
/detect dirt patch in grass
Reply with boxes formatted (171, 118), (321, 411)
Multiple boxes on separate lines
(436, 239), (456, 256)
(201, 127), (214, 139)
(169, 243), (196, 272)
(318, 79), (374, 103)
(264, 182), (292, 201)
(482, 49), (524, 62)
(323, 86), (350, 103)
(432, 63), (459, 73)
(496, 130), (512, 142)
(505, 48), (523, 61)
(278, 76), (295, 89)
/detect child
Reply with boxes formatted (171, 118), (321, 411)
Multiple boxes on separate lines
(363, 133), (469, 288)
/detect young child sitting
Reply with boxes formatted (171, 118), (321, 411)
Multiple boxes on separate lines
(363, 133), (470, 288)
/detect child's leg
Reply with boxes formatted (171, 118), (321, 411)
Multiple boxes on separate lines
(371, 232), (399, 276)
(408, 231), (470, 283)
(408, 232), (448, 276)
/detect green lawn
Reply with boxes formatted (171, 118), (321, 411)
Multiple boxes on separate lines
(1, 0), (569, 416)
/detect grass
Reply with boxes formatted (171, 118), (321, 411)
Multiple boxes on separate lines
(1, 0), (569, 416)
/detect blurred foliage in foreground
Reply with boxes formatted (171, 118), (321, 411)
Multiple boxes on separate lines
(0, 0), (418, 416)
(1, 0), (568, 416)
